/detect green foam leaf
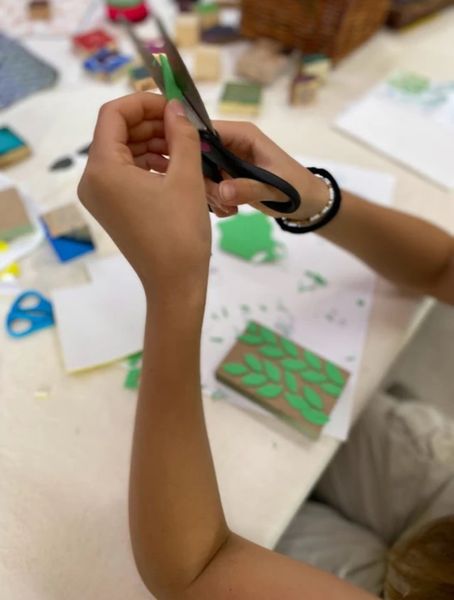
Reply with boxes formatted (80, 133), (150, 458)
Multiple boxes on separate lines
(260, 326), (276, 344)
(264, 361), (281, 383)
(242, 373), (268, 386)
(285, 392), (329, 426)
(244, 353), (263, 373)
(257, 384), (282, 398)
(326, 362), (345, 386)
(300, 370), (326, 384)
(306, 408), (330, 426)
(303, 387), (324, 410)
(281, 358), (306, 371)
(304, 350), (321, 370)
(321, 382), (343, 398)
(281, 338), (298, 358)
(285, 371), (298, 393)
(246, 321), (258, 334)
(260, 346), (285, 358)
(223, 363), (248, 376)
(239, 334), (262, 345)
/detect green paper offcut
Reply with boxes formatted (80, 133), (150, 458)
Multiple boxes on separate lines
(158, 54), (185, 102)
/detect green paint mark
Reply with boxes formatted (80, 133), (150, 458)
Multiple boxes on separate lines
(357, 298), (365, 307)
(244, 354), (263, 372)
(326, 362), (345, 386)
(239, 334), (262, 345)
(326, 314), (334, 322)
(304, 350), (321, 370)
(300, 370), (326, 384)
(304, 387), (324, 410)
(260, 346), (285, 359)
(210, 336), (224, 344)
(212, 312), (220, 320)
(242, 373), (268, 387)
(224, 363), (248, 375)
(222, 307), (229, 318)
(259, 304), (268, 312)
(281, 358), (306, 371)
(257, 384), (283, 399)
(124, 368), (141, 390)
(305, 270), (327, 287)
(389, 72), (430, 95)
(346, 355), (356, 362)
(241, 304), (251, 313)
(264, 360), (281, 383)
(321, 382), (343, 398)
(212, 388), (227, 400)
(281, 338), (298, 358)
(217, 213), (284, 263)
(284, 371), (298, 393)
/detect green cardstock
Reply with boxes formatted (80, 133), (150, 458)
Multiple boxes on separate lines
(216, 321), (350, 439)
(217, 213), (285, 263)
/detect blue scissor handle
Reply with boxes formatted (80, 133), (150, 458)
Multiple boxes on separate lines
(6, 290), (55, 338)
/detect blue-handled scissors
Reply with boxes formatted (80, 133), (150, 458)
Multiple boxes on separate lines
(123, 17), (302, 215)
(6, 290), (55, 338)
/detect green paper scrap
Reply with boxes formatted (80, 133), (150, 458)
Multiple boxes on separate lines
(217, 213), (285, 263)
(158, 54), (184, 102)
(124, 368), (141, 390)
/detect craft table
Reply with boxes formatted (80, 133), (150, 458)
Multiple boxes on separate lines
(1, 4), (453, 599)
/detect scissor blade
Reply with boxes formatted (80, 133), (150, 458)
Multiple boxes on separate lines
(122, 19), (166, 94)
(154, 15), (216, 134)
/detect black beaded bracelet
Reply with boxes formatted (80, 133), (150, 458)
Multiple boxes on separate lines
(275, 167), (342, 234)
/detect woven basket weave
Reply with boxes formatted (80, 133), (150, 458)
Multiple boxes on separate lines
(387, 0), (453, 29)
(241, 0), (391, 62)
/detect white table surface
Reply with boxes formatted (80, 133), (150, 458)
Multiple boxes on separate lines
(1, 4), (453, 599)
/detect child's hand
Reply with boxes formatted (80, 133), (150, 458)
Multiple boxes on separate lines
(78, 93), (211, 300)
(207, 121), (329, 221)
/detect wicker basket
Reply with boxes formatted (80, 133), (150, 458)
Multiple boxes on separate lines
(387, 0), (453, 29)
(241, 0), (391, 62)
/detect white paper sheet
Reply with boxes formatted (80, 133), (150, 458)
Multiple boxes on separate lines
(335, 72), (454, 190)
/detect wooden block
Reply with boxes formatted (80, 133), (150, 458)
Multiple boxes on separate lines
(194, 44), (221, 81)
(302, 53), (332, 83)
(216, 321), (350, 439)
(72, 29), (117, 56)
(83, 48), (132, 82)
(0, 127), (31, 168)
(0, 188), (34, 242)
(129, 65), (156, 91)
(42, 204), (91, 242)
(28, 0), (52, 20)
(219, 82), (262, 116)
(195, 2), (220, 30)
(174, 14), (200, 47)
(290, 74), (320, 105)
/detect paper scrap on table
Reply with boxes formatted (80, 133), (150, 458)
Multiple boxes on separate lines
(51, 254), (146, 372)
(335, 71), (454, 190)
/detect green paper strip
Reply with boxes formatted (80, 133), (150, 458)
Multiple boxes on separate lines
(158, 54), (184, 102)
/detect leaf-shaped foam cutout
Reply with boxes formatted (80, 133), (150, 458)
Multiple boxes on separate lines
(260, 346), (285, 358)
(244, 353), (263, 373)
(260, 326), (276, 344)
(304, 350), (321, 370)
(326, 362), (345, 386)
(281, 358), (306, 371)
(223, 363), (248, 376)
(300, 370), (326, 384)
(285, 393), (329, 426)
(264, 360), (281, 382)
(321, 382), (343, 398)
(281, 338), (298, 358)
(246, 322), (258, 334)
(242, 373), (268, 387)
(303, 387), (324, 409)
(306, 408), (330, 426)
(239, 334), (262, 345)
(257, 384), (282, 398)
(285, 371), (298, 393)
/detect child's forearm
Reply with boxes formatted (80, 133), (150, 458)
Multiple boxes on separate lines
(129, 288), (229, 598)
(319, 191), (454, 304)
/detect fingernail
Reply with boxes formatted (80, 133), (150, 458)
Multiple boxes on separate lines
(167, 99), (186, 117)
(220, 181), (236, 203)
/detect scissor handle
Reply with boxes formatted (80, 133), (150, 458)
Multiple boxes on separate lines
(6, 290), (54, 338)
(199, 130), (301, 215)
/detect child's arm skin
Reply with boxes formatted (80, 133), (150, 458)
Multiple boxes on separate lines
(78, 93), (375, 600)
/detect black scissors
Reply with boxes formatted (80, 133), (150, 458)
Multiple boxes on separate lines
(123, 17), (301, 214)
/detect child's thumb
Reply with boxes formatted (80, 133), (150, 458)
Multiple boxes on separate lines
(165, 99), (202, 180)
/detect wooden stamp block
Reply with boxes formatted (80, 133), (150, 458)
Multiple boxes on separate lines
(174, 14), (200, 47)
(72, 29), (117, 57)
(219, 81), (262, 116)
(302, 53), (332, 83)
(83, 48), (132, 82)
(0, 127), (31, 168)
(195, 2), (220, 30)
(129, 65), (156, 91)
(0, 187), (34, 242)
(290, 74), (320, 105)
(216, 321), (350, 439)
(194, 44), (221, 81)
(42, 203), (90, 241)
(28, 0), (52, 20)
